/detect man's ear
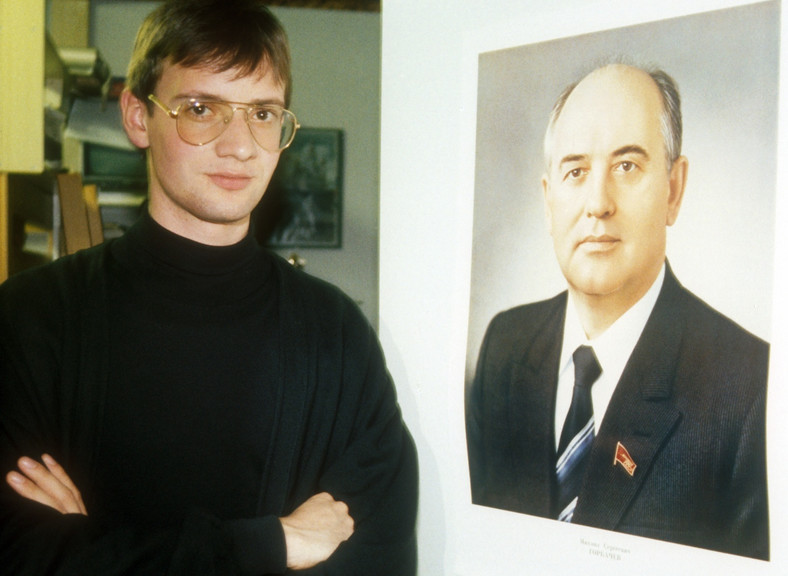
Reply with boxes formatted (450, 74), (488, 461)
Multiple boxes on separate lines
(541, 174), (553, 235)
(666, 155), (688, 227)
(120, 89), (151, 149)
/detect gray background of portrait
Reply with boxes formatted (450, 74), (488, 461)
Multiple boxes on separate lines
(465, 1), (780, 383)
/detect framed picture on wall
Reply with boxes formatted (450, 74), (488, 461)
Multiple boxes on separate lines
(263, 127), (344, 249)
(457, 0), (779, 574)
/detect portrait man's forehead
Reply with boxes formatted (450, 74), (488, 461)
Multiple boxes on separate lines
(543, 63), (683, 174)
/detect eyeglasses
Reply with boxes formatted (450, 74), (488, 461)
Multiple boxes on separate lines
(148, 94), (300, 152)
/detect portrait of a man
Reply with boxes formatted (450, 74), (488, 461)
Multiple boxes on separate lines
(465, 59), (770, 560)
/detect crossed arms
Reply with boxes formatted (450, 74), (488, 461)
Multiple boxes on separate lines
(0, 253), (417, 575)
(6, 456), (352, 571)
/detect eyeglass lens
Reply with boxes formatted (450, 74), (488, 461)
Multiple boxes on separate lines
(177, 101), (297, 151)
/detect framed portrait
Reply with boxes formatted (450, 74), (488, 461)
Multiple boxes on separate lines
(378, 0), (787, 574)
(263, 128), (343, 249)
(465, 0), (778, 563)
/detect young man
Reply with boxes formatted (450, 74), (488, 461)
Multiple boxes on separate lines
(466, 63), (768, 559)
(0, 1), (417, 574)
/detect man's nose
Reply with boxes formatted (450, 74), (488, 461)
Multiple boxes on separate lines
(214, 109), (259, 160)
(585, 172), (616, 218)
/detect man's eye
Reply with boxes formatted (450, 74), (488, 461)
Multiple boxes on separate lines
(564, 168), (586, 181)
(184, 102), (217, 120)
(617, 161), (636, 173)
(251, 108), (278, 123)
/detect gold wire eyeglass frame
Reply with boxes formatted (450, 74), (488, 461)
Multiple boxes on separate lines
(147, 94), (300, 152)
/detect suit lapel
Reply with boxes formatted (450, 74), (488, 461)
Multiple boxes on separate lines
(573, 266), (686, 529)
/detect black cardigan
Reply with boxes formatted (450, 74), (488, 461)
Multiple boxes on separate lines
(0, 221), (418, 575)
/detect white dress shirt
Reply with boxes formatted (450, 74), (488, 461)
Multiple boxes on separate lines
(554, 265), (666, 450)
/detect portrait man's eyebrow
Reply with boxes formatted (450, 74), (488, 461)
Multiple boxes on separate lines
(466, 62), (769, 560)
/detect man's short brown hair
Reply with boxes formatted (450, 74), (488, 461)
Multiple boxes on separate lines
(126, 0), (292, 110)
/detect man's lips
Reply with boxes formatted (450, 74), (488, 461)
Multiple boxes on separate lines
(208, 172), (254, 191)
(577, 234), (620, 252)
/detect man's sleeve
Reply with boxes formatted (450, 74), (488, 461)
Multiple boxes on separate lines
(466, 315), (492, 506)
(723, 373), (769, 561)
(299, 300), (418, 576)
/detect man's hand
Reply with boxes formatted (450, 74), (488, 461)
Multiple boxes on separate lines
(5, 454), (87, 515)
(280, 492), (354, 570)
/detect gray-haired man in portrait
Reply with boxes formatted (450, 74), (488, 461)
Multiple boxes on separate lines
(467, 62), (769, 560)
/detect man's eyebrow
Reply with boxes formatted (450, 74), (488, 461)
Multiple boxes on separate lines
(174, 92), (285, 106)
(558, 154), (587, 168)
(251, 99), (286, 107)
(556, 146), (650, 170)
(612, 145), (650, 160)
(172, 91), (220, 102)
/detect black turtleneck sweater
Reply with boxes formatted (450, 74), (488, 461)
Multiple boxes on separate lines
(97, 215), (282, 570)
(0, 212), (418, 576)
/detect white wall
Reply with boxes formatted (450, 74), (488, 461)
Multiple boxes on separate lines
(380, 0), (788, 574)
(91, 1), (382, 326)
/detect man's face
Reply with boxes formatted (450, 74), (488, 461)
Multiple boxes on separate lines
(123, 61), (285, 245)
(542, 65), (687, 312)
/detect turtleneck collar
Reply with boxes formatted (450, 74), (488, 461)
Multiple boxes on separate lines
(110, 210), (272, 306)
(127, 211), (259, 275)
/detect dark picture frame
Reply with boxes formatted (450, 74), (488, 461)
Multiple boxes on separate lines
(262, 127), (344, 249)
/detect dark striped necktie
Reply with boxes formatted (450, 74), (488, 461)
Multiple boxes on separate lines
(555, 345), (601, 522)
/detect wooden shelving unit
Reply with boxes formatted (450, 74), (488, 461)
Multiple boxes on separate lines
(0, 1), (93, 282)
(0, 1), (48, 281)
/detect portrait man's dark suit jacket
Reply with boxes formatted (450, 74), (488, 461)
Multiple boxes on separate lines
(466, 263), (769, 560)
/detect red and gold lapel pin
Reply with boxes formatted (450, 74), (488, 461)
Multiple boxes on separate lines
(614, 441), (637, 477)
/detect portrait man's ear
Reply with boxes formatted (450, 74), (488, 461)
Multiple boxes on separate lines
(666, 155), (688, 227)
(121, 89), (151, 150)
